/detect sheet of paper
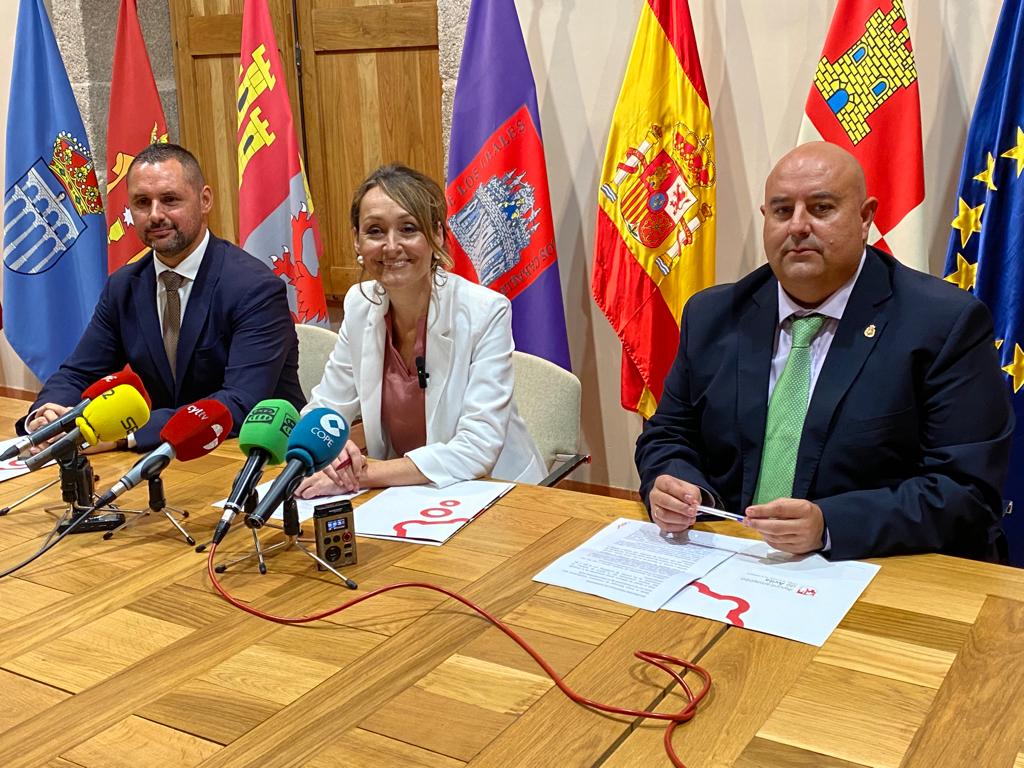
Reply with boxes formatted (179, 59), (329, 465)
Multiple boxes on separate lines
(0, 437), (53, 483)
(662, 542), (880, 645)
(212, 480), (365, 522)
(353, 480), (514, 545)
(533, 518), (736, 611)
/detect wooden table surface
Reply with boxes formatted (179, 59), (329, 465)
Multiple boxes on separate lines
(0, 396), (1022, 768)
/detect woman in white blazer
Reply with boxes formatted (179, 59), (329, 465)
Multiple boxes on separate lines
(296, 165), (545, 495)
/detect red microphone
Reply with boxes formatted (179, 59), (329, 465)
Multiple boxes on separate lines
(81, 369), (152, 409)
(94, 399), (233, 506)
(3, 370), (153, 461)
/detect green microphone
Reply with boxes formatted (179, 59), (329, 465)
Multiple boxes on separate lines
(209, 399), (299, 546)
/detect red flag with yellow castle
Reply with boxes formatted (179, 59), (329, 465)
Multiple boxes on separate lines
(799, 0), (926, 271)
(105, 0), (168, 273)
(237, 0), (328, 325)
(592, 0), (716, 419)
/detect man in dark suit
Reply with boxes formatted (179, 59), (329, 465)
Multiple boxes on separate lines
(22, 143), (304, 451)
(636, 142), (1013, 561)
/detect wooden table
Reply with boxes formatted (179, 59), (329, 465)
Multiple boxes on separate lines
(0, 396), (1022, 767)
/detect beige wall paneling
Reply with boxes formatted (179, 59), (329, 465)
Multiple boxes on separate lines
(168, 0), (302, 244)
(296, 0), (443, 299)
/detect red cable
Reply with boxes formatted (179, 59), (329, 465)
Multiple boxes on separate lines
(206, 543), (711, 767)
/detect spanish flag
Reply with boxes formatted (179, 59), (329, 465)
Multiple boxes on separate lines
(592, 0), (715, 420)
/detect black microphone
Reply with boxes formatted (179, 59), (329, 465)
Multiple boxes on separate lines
(244, 408), (348, 531)
(415, 356), (429, 389)
(209, 400), (298, 546)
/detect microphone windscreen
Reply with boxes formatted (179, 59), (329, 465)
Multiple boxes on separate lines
(160, 399), (233, 461)
(76, 384), (152, 445)
(80, 370), (153, 408)
(238, 399), (299, 465)
(285, 408), (348, 472)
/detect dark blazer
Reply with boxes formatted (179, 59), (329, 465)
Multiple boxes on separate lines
(635, 247), (1014, 560)
(26, 234), (305, 450)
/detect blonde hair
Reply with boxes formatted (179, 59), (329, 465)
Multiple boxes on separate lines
(350, 164), (454, 272)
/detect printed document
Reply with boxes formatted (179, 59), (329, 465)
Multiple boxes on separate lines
(533, 518), (735, 610)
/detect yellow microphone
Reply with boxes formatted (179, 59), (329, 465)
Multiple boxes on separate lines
(24, 385), (151, 471)
(76, 385), (150, 444)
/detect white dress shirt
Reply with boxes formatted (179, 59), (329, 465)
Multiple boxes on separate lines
(153, 229), (209, 328)
(768, 251), (866, 400)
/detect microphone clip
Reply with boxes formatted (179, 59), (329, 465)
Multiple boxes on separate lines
(415, 356), (429, 390)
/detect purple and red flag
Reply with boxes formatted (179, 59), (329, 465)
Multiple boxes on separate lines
(105, 0), (167, 273)
(446, 0), (571, 369)
(799, 0), (926, 271)
(237, 0), (328, 326)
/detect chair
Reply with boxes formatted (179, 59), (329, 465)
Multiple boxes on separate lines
(295, 323), (338, 400)
(511, 351), (590, 486)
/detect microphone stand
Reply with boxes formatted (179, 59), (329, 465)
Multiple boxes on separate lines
(43, 448), (125, 533)
(214, 492), (356, 588)
(104, 474), (195, 546)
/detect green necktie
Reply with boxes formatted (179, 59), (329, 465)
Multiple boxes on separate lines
(753, 314), (826, 505)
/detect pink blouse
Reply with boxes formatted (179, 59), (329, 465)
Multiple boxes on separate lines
(381, 310), (427, 457)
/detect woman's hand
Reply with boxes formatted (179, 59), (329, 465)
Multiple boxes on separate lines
(295, 440), (365, 497)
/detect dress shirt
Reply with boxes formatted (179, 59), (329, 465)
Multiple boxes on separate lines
(153, 229), (209, 329)
(769, 251), (866, 400)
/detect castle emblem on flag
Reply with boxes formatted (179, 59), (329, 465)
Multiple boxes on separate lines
(3, 131), (100, 275)
(812, 0), (917, 145)
(600, 121), (715, 276)
(448, 170), (540, 287)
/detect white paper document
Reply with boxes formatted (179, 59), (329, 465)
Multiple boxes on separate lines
(662, 542), (880, 646)
(0, 437), (53, 483)
(212, 480), (365, 522)
(532, 519), (736, 611)
(353, 480), (514, 545)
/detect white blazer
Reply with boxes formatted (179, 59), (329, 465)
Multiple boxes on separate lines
(307, 272), (546, 487)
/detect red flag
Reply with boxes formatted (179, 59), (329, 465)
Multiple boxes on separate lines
(237, 0), (328, 325)
(799, 0), (926, 270)
(105, 0), (167, 273)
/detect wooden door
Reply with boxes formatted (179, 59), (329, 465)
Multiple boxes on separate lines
(294, 0), (444, 298)
(169, 0), (444, 300)
(168, 0), (302, 245)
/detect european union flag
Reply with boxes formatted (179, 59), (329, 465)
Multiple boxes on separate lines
(943, 0), (1024, 566)
(3, 0), (106, 382)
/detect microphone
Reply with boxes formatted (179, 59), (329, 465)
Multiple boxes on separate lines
(94, 399), (233, 507)
(2, 370), (151, 460)
(415, 356), (429, 389)
(244, 408), (349, 530)
(209, 399), (299, 546)
(23, 385), (152, 471)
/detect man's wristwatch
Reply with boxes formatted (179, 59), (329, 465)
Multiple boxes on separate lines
(115, 438), (129, 451)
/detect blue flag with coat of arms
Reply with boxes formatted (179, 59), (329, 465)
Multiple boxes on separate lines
(942, 0), (1024, 566)
(3, 0), (106, 381)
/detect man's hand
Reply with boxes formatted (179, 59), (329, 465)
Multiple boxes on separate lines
(744, 498), (825, 554)
(649, 475), (701, 533)
(295, 440), (365, 498)
(25, 403), (72, 454)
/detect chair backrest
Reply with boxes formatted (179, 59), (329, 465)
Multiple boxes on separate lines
(295, 324), (339, 400)
(511, 351), (581, 470)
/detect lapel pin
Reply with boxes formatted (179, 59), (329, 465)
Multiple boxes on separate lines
(864, 324), (876, 338)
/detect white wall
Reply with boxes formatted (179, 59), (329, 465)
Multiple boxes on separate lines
(507, 0), (1002, 490)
